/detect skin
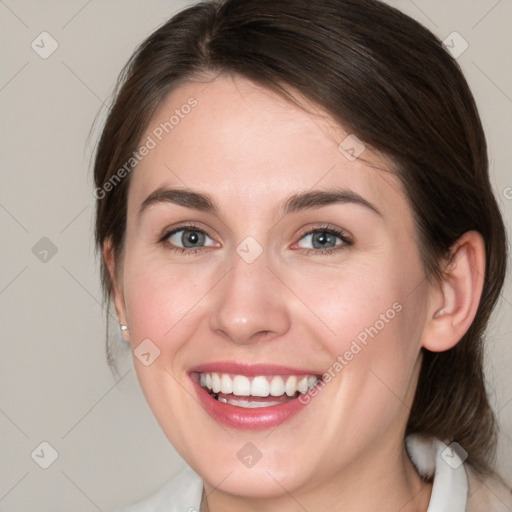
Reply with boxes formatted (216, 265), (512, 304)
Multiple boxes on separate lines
(105, 74), (486, 512)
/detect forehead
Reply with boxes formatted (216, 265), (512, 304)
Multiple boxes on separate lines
(128, 74), (408, 223)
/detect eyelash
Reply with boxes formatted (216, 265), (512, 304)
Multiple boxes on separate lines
(158, 223), (353, 256)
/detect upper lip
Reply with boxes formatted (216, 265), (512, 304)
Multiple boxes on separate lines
(189, 361), (322, 377)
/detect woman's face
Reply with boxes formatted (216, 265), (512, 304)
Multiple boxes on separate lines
(113, 74), (433, 498)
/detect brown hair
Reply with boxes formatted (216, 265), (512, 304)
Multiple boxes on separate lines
(93, 0), (507, 476)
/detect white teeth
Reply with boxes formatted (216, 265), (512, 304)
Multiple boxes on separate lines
(232, 375), (251, 396)
(212, 372), (221, 393)
(269, 376), (285, 396)
(251, 376), (270, 397)
(228, 398), (283, 408)
(220, 373), (233, 394)
(285, 376), (297, 397)
(297, 376), (308, 394)
(199, 372), (319, 398)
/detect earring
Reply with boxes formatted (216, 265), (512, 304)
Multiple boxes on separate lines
(120, 324), (130, 343)
(433, 309), (445, 319)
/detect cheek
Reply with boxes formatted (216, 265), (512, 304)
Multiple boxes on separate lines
(122, 255), (205, 343)
(120, 256), (210, 442)
(281, 254), (420, 354)
(289, 254), (425, 415)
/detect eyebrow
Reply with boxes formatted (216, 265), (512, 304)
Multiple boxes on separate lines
(138, 186), (382, 219)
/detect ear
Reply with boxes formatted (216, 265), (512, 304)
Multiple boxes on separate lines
(421, 230), (486, 352)
(103, 238), (130, 343)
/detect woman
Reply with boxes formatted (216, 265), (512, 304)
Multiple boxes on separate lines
(93, 0), (512, 510)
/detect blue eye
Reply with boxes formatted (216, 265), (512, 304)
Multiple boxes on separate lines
(295, 226), (352, 254)
(161, 225), (218, 254)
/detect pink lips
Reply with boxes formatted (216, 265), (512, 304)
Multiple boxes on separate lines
(189, 361), (318, 377)
(189, 362), (321, 430)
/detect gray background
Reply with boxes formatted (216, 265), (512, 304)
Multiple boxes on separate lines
(1, 1), (511, 511)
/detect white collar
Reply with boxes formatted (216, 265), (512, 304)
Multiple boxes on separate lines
(406, 433), (468, 511)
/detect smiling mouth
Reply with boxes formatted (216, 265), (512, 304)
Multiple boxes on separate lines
(197, 372), (320, 408)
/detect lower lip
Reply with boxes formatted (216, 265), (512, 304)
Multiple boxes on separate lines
(190, 375), (312, 430)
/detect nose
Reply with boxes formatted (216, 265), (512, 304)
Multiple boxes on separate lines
(208, 247), (291, 345)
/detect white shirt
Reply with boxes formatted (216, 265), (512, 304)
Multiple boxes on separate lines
(112, 434), (511, 512)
